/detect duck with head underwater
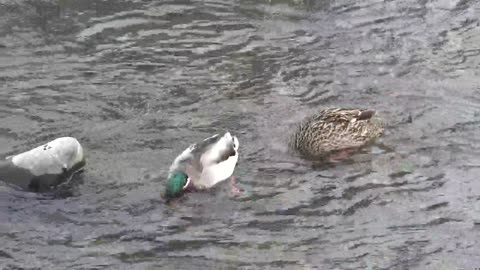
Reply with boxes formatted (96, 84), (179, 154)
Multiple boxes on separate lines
(164, 132), (241, 201)
(290, 108), (384, 162)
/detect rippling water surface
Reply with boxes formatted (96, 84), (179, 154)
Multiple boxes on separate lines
(1, 0), (480, 269)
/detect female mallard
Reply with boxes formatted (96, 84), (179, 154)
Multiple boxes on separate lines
(164, 132), (240, 200)
(290, 108), (384, 161)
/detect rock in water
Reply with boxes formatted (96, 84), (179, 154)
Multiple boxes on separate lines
(0, 137), (86, 192)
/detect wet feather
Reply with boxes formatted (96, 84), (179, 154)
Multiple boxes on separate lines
(168, 132), (239, 189)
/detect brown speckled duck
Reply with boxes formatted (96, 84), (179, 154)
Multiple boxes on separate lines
(290, 108), (384, 161)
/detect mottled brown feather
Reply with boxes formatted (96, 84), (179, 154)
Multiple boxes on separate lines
(290, 108), (384, 158)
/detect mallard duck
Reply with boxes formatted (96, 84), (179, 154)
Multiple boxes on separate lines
(164, 132), (240, 200)
(290, 108), (384, 160)
(0, 137), (86, 191)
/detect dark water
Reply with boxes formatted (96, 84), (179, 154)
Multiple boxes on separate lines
(1, 0), (480, 269)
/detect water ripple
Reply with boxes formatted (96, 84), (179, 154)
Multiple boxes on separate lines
(2, 0), (480, 269)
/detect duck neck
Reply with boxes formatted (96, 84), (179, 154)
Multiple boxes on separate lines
(183, 178), (197, 192)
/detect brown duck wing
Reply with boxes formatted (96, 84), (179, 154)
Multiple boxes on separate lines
(320, 108), (376, 122)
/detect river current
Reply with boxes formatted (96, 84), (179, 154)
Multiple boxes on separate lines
(1, 0), (480, 269)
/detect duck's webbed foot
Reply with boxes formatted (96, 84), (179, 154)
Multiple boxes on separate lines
(229, 176), (245, 196)
(328, 148), (356, 163)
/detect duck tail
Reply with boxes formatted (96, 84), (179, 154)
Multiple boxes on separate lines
(357, 110), (376, 120)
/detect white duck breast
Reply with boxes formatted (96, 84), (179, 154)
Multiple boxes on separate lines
(168, 132), (240, 189)
(198, 133), (239, 188)
(0, 137), (85, 191)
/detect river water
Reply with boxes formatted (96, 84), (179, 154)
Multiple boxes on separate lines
(1, 0), (480, 269)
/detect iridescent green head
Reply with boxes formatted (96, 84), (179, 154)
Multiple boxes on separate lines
(165, 172), (189, 200)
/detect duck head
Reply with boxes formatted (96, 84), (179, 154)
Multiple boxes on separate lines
(165, 172), (190, 200)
